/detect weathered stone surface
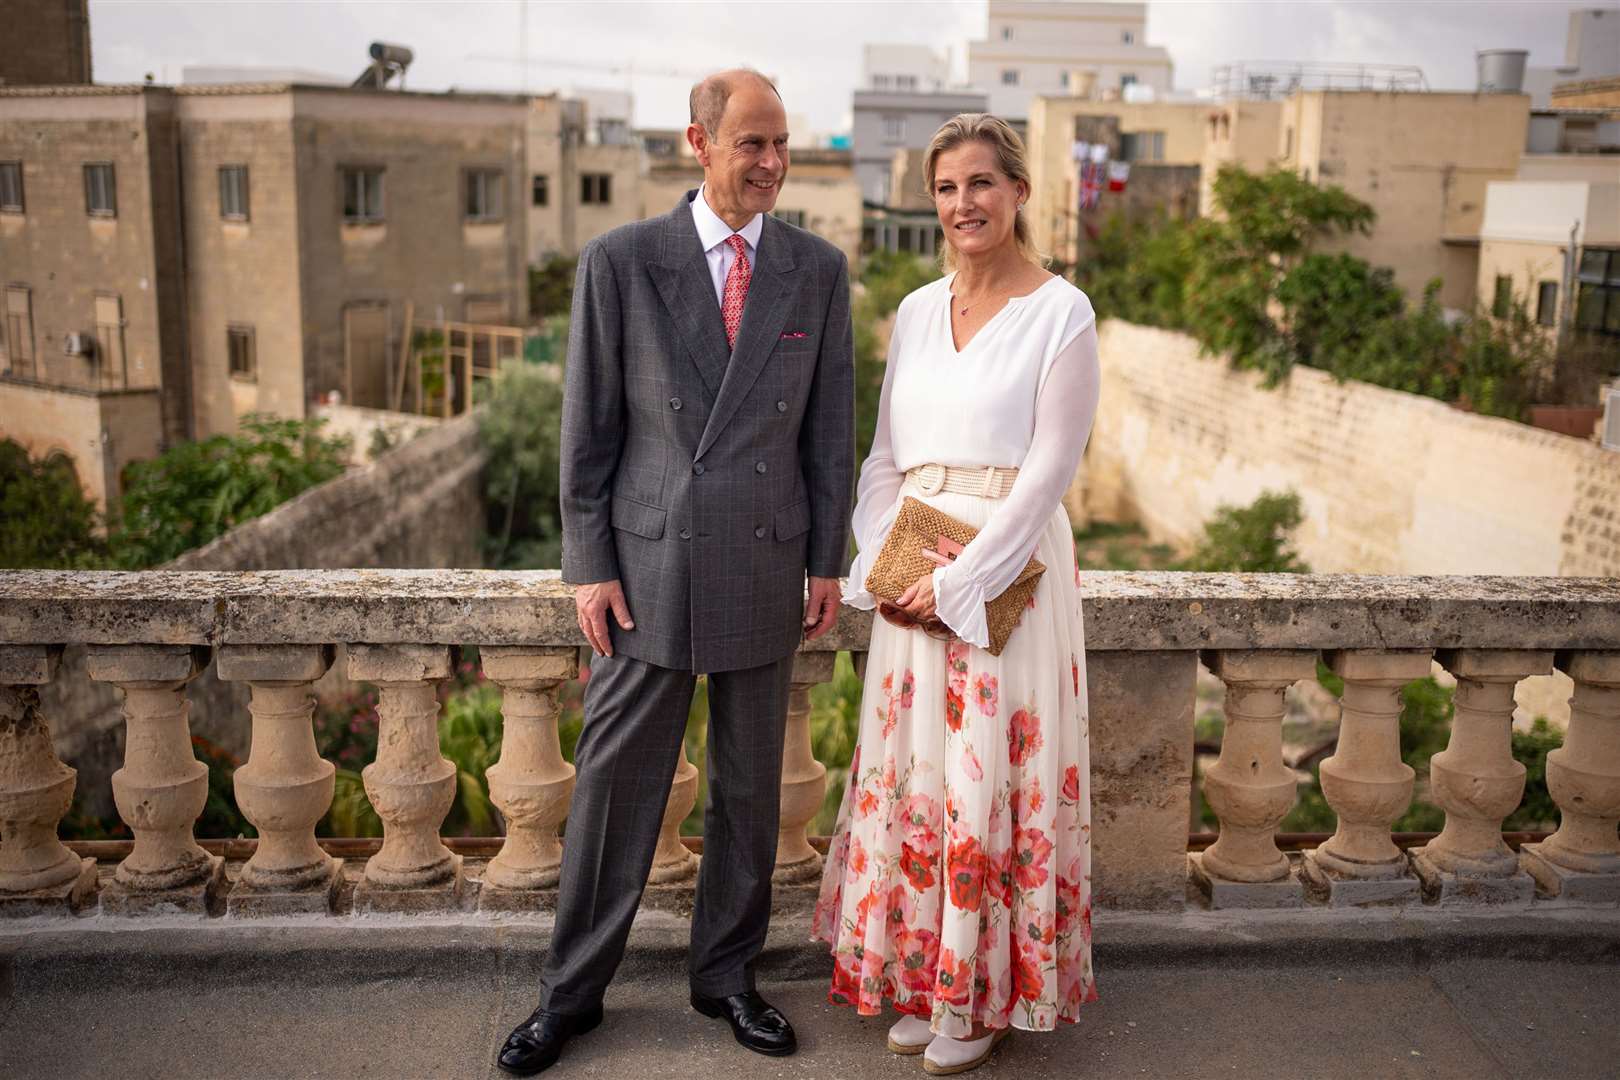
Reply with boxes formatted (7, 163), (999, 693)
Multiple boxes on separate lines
(1411, 850), (1535, 908)
(0, 645), (61, 686)
(480, 646), (577, 891)
(1189, 853), (1305, 909)
(216, 643), (336, 683)
(1088, 650), (1195, 910)
(0, 858), (96, 917)
(1521, 844), (1620, 903)
(100, 854), (225, 916)
(1299, 852), (1422, 908)
(225, 859), (345, 917)
(353, 854), (466, 915)
(4, 571), (1619, 652)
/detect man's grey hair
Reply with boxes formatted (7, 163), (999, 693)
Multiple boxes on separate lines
(688, 68), (781, 136)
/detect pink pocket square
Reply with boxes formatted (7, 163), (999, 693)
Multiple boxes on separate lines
(780, 330), (810, 339)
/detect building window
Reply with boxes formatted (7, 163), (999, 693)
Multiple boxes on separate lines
(774, 208), (806, 228)
(0, 162), (22, 212)
(1536, 281), (1558, 327)
(1059, 72), (1070, 89)
(581, 173), (612, 205)
(4, 286), (35, 377)
(1492, 275), (1513, 319)
(532, 174), (549, 207)
(1001, 69), (1020, 86)
(93, 293), (126, 388)
(883, 114), (906, 142)
(872, 74), (891, 89)
(896, 74), (918, 91)
(1120, 73), (1138, 90)
(227, 325), (256, 381)
(341, 167), (384, 223)
(1001, 25), (1013, 40)
(465, 168), (505, 222)
(84, 163), (116, 217)
(219, 165), (249, 221)
(1122, 29), (1136, 45)
(1575, 248), (1620, 336)
(1120, 131), (1165, 162)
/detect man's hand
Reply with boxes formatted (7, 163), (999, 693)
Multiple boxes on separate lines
(803, 576), (842, 641)
(576, 580), (634, 658)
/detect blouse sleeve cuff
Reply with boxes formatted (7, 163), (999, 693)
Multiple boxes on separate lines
(933, 566), (990, 649)
(841, 552), (878, 610)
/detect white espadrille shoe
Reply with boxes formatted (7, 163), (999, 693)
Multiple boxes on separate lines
(886, 1015), (934, 1055)
(922, 1027), (1010, 1076)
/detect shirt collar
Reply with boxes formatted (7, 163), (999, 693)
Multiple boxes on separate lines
(692, 184), (764, 255)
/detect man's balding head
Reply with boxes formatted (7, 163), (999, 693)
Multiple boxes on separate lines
(688, 68), (781, 138)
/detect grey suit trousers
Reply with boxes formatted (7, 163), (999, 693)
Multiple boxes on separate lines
(538, 650), (795, 1013)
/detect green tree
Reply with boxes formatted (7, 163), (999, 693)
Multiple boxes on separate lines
(479, 362), (565, 568)
(108, 415), (350, 568)
(529, 255), (579, 319)
(0, 439), (107, 568)
(1179, 490), (1310, 573)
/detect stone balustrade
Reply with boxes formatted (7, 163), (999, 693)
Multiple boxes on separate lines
(1, 570), (1618, 918)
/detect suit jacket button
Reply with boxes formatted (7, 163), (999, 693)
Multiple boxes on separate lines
(755, 526), (767, 539)
(693, 462), (705, 475)
(680, 528), (691, 540)
(670, 397), (682, 411)
(776, 400), (787, 412)
(755, 461), (767, 474)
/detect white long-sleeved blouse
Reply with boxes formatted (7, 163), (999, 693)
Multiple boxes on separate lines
(842, 271), (1101, 648)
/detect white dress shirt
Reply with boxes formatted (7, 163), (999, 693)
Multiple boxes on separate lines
(691, 184), (764, 307)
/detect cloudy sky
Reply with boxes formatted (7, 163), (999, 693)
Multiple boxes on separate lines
(89, 0), (1603, 132)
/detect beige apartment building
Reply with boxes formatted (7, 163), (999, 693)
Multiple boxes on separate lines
(640, 144), (862, 265)
(1477, 178), (1620, 343)
(526, 95), (642, 261)
(1025, 95), (1207, 261)
(1, 82), (532, 510)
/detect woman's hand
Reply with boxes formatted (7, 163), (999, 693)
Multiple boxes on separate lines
(896, 569), (938, 622)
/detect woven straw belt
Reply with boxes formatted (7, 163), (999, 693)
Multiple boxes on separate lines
(906, 463), (1021, 499)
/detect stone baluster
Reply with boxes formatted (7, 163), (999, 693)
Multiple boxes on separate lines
(1301, 649), (1432, 906)
(648, 727), (701, 885)
(217, 644), (342, 916)
(775, 651), (833, 884)
(86, 644), (222, 915)
(0, 645), (96, 914)
(346, 644), (463, 912)
(1190, 650), (1318, 908)
(477, 645), (578, 910)
(1410, 650), (1550, 906)
(1522, 651), (1620, 902)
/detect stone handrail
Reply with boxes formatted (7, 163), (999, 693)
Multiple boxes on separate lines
(1, 570), (1617, 916)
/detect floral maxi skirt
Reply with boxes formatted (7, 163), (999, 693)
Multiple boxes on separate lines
(813, 482), (1098, 1037)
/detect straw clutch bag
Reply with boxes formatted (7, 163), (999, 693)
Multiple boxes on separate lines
(864, 496), (1045, 657)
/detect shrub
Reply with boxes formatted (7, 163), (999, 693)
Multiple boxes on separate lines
(479, 363), (564, 568)
(1179, 490), (1310, 573)
(0, 439), (106, 568)
(529, 256), (578, 319)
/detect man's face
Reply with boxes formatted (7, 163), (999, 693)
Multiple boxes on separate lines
(690, 82), (789, 227)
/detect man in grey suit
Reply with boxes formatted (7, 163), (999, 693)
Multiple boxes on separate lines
(496, 69), (854, 1076)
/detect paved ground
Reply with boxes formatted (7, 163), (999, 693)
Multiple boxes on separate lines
(3, 909), (1617, 1079)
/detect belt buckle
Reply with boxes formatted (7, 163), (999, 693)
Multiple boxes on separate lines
(916, 463), (945, 496)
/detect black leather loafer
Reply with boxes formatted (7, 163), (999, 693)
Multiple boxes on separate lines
(689, 989), (797, 1056)
(495, 1004), (604, 1076)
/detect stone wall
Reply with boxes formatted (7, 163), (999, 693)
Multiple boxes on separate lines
(42, 411), (486, 818)
(1083, 320), (1620, 578)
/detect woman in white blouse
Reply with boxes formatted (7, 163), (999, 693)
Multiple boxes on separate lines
(814, 114), (1101, 1075)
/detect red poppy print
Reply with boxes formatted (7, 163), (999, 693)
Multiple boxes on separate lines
(1013, 825), (1054, 890)
(829, 953), (860, 1006)
(1008, 706), (1044, 765)
(1071, 656), (1079, 697)
(1062, 765), (1080, 803)
(946, 640), (970, 694)
(895, 793), (940, 854)
(895, 927), (940, 993)
(961, 743), (983, 781)
(985, 847), (1014, 908)
(1056, 875), (1082, 936)
(899, 841), (935, 892)
(972, 673), (999, 717)
(935, 947), (974, 1006)
(898, 669), (915, 709)
(1013, 942), (1045, 1003)
(946, 835), (986, 912)
(946, 686), (966, 732)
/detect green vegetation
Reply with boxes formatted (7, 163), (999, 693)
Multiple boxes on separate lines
(1180, 490), (1310, 573)
(529, 255), (578, 319)
(0, 439), (106, 569)
(478, 362), (565, 569)
(109, 415), (350, 568)
(853, 251), (942, 463)
(1074, 165), (1553, 419)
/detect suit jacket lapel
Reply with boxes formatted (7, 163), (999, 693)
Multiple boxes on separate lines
(697, 215), (799, 460)
(649, 193), (730, 398)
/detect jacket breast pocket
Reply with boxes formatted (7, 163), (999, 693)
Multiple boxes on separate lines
(774, 499), (811, 541)
(611, 495), (667, 540)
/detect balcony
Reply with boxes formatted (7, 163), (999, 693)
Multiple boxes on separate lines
(2, 569), (1618, 1077)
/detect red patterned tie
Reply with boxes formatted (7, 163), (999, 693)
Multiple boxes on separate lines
(721, 234), (751, 351)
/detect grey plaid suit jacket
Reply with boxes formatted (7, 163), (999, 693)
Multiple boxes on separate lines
(559, 191), (855, 674)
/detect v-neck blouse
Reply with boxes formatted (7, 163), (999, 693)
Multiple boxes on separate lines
(842, 271), (1101, 647)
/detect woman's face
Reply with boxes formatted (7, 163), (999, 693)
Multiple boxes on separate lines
(931, 139), (1026, 263)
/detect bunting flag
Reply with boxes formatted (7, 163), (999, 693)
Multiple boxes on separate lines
(1071, 139), (1091, 162)
(1079, 162), (1103, 210)
(1107, 161), (1131, 192)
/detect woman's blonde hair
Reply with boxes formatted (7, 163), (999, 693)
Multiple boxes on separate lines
(923, 113), (1045, 270)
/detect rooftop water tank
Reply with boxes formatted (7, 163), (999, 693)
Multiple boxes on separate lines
(1477, 49), (1527, 93)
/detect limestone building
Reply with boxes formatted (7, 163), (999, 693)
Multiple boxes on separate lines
(852, 47), (987, 207)
(0, 82), (532, 511)
(0, 0), (92, 88)
(966, 0), (1173, 122)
